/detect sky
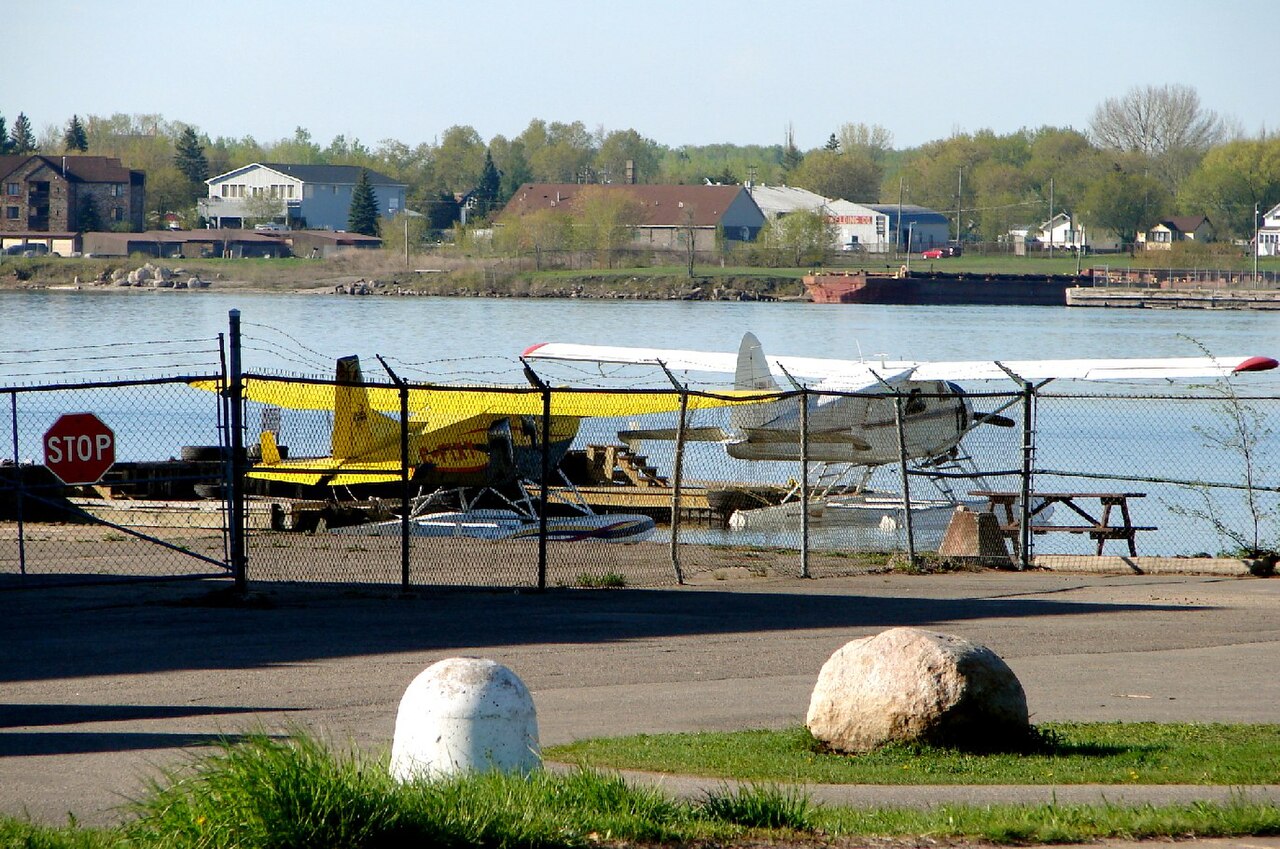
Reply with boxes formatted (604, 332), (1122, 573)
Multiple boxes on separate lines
(6, 0), (1273, 153)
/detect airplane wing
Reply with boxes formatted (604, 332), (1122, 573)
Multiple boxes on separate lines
(522, 342), (1277, 385)
(189, 377), (775, 432)
(521, 342), (912, 390)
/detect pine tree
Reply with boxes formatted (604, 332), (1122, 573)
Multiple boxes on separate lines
(347, 168), (381, 236)
(173, 126), (209, 185)
(0, 116), (11, 154)
(10, 113), (36, 153)
(76, 194), (103, 233)
(64, 115), (88, 152)
(474, 149), (501, 215)
(780, 124), (804, 176)
(824, 133), (840, 152)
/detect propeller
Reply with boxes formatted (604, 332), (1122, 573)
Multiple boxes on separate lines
(974, 412), (1016, 428)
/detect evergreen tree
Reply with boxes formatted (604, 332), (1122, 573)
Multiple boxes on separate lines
(426, 191), (461, 229)
(0, 116), (9, 154)
(173, 126), (209, 185)
(64, 115), (88, 152)
(473, 149), (501, 215)
(10, 112), (36, 153)
(347, 168), (381, 236)
(824, 133), (840, 152)
(780, 125), (804, 177)
(76, 194), (103, 233)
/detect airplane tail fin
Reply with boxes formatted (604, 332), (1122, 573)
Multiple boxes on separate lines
(731, 332), (783, 432)
(258, 430), (283, 465)
(331, 355), (400, 459)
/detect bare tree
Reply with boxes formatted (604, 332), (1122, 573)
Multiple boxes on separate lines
(1089, 84), (1226, 190)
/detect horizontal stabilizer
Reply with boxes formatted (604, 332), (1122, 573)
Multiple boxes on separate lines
(617, 426), (731, 443)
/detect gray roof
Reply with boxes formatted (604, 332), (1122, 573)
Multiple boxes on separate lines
(867, 204), (949, 223)
(213, 162), (405, 187)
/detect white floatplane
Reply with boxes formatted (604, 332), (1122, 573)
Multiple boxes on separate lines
(523, 333), (1278, 529)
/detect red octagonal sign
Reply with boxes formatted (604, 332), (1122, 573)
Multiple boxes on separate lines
(44, 413), (116, 485)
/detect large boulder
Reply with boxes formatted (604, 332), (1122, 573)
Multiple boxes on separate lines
(806, 627), (1029, 753)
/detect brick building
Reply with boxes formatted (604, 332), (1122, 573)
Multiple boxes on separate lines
(0, 155), (146, 234)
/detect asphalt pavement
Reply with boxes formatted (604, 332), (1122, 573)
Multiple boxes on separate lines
(2, 569), (1278, 835)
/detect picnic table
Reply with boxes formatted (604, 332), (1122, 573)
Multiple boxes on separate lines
(968, 490), (1154, 556)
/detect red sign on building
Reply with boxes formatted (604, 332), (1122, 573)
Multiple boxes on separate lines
(43, 413), (116, 485)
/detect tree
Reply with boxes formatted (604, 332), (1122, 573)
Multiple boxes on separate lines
(243, 190), (286, 227)
(594, 128), (664, 185)
(434, 125), (486, 194)
(780, 125), (804, 177)
(1080, 161), (1172, 248)
(824, 133), (840, 152)
(789, 149), (882, 201)
(76, 194), (103, 233)
(0, 116), (9, 154)
(1090, 84), (1226, 192)
(347, 168), (381, 236)
(173, 126), (210, 204)
(10, 112), (36, 153)
(425, 191), (461, 230)
(571, 185), (644, 268)
(63, 115), (88, 152)
(473, 149), (501, 217)
(1178, 137), (1280, 239)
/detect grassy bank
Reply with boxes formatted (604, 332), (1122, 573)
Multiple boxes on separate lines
(1, 730), (1278, 848)
(546, 723), (1280, 785)
(6, 250), (1278, 298)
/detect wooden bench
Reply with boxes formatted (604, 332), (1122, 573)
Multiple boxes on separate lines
(968, 490), (1154, 556)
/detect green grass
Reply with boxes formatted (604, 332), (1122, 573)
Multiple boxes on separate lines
(546, 723), (1280, 785)
(0, 732), (1277, 848)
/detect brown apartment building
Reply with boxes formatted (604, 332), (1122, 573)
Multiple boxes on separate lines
(0, 155), (145, 234)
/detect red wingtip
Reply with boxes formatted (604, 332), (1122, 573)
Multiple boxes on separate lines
(521, 343), (548, 357)
(1233, 356), (1279, 374)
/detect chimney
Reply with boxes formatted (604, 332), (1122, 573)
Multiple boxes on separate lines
(625, 159), (635, 184)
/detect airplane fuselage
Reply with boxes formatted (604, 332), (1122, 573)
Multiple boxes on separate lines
(725, 380), (971, 464)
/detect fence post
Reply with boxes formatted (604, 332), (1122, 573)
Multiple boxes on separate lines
(377, 356), (412, 591)
(9, 391), (25, 576)
(520, 359), (550, 591)
(655, 361), (691, 584)
(1018, 381), (1035, 570)
(799, 387), (810, 578)
(892, 389), (917, 566)
(227, 309), (247, 593)
(669, 387), (688, 584)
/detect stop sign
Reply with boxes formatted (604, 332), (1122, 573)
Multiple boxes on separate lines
(43, 413), (116, 485)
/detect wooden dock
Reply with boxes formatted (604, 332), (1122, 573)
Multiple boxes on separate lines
(1067, 287), (1280, 309)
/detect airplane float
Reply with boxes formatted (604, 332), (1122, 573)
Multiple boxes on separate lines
(191, 356), (767, 542)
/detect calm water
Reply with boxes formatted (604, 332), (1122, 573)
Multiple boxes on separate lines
(3, 289), (1278, 383)
(2, 289), (1277, 555)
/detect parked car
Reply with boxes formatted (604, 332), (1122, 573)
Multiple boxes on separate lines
(3, 243), (53, 257)
(921, 244), (962, 259)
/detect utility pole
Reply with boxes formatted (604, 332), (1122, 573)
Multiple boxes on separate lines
(1047, 178), (1055, 258)
(955, 167), (963, 243)
(897, 177), (904, 254)
(1254, 202), (1260, 284)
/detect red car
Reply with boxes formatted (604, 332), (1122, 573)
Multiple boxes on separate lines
(921, 244), (963, 259)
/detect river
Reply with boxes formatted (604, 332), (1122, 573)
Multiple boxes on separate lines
(2, 289), (1277, 556)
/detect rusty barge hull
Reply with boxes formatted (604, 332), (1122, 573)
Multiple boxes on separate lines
(803, 271), (1093, 306)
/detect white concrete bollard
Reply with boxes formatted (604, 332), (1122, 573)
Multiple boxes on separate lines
(389, 657), (541, 782)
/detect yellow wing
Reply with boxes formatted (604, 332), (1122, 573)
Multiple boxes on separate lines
(189, 378), (774, 434)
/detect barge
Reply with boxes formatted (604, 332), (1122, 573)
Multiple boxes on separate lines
(803, 270), (1093, 306)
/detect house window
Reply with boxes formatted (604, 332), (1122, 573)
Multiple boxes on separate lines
(286, 185), (294, 198)
(5, 183), (18, 196)
(5, 207), (18, 220)
(111, 183), (124, 197)
(112, 206), (124, 222)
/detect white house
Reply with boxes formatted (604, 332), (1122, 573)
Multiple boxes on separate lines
(1256, 203), (1280, 257)
(1009, 213), (1122, 252)
(199, 163), (407, 231)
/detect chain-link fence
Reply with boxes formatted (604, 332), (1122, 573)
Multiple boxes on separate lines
(1, 376), (234, 583)
(4, 345), (1277, 589)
